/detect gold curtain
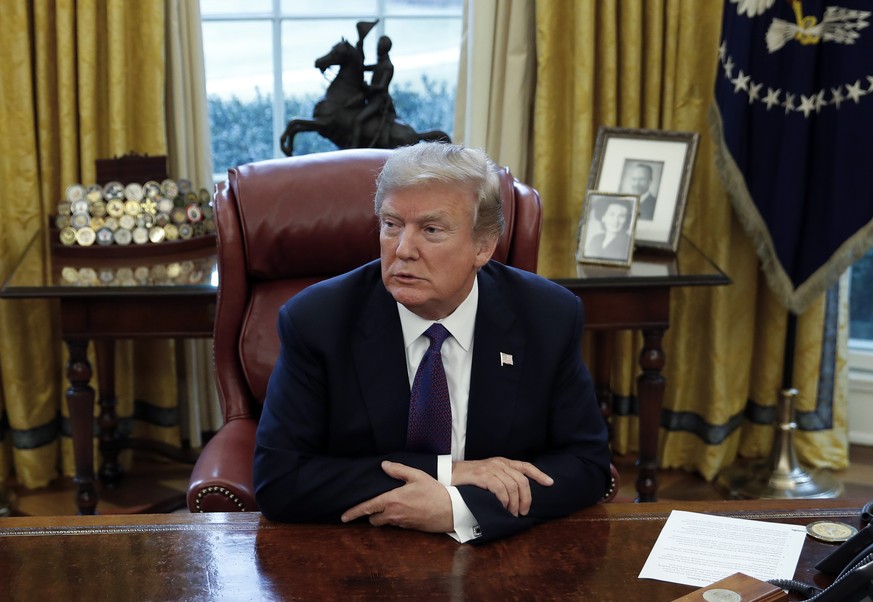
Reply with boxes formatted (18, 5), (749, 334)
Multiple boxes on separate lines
(454, 0), (537, 181)
(0, 0), (180, 490)
(165, 0), (224, 447)
(533, 0), (848, 480)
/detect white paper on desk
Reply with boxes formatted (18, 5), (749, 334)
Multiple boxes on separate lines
(638, 510), (807, 587)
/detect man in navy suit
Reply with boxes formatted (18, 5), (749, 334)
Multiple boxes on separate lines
(254, 142), (611, 543)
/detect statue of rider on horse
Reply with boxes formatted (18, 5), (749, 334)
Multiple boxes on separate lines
(280, 21), (451, 156)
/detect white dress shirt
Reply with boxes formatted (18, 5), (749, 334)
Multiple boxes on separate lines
(397, 277), (480, 542)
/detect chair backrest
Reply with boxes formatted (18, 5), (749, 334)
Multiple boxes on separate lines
(213, 148), (543, 422)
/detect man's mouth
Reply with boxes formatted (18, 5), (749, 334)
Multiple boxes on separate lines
(393, 272), (422, 283)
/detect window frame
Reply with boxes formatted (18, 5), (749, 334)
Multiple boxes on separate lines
(199, 0), (463, 165)
(848, 341), (873, 445)
(848, 253), (873, 443)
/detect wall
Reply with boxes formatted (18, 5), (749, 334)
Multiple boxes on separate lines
(848, 348), (873, 445)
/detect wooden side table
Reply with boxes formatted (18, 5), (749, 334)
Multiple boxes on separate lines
(1, 234), (218, 514)
(543, 236), (730, 501)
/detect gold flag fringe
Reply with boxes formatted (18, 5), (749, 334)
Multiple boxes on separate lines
(708, 103), (873, 315)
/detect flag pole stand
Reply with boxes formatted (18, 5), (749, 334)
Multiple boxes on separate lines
(716, 313), (842, 499)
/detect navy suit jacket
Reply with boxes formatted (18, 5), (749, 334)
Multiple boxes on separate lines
(254, 259), (611, 543)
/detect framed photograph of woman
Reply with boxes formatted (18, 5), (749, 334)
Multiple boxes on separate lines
(587, 127), (699, 253)
(576, 191), (640, 267)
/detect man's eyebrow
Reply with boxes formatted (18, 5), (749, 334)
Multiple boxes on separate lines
(416, 211), (451, 223)
(379, 209), (452, 223)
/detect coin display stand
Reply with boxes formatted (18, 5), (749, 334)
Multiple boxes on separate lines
(51, 178), (216, 259)
(95, 153), (168, 186)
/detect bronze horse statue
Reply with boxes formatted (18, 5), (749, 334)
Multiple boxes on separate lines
(280, 37), (451, 156)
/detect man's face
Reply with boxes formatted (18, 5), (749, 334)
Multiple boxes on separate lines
(628, 166), (652, 195)
(379, 184), (497, 320)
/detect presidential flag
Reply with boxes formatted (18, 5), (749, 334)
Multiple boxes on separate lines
(712, 0), (873, 313)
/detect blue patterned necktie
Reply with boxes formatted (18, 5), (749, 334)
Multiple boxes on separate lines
(406, 323), (452, 454)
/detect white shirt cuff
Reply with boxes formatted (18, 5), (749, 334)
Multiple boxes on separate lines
(436, 456), (481, 542)
(436, 454), (452, 485)
(446, 486), (481, 543)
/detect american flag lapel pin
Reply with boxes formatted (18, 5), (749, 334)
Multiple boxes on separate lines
(500, 352), (513, 367)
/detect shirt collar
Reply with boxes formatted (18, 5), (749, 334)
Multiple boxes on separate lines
(397, 276), (478, 352)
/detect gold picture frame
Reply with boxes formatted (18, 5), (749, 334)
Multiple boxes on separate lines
(576, 191), (640, 268)
(586, 127), (699, 253)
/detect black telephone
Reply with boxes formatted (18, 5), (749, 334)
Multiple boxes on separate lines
(809, 521), (873, 601)
(769, 506), (873, 601)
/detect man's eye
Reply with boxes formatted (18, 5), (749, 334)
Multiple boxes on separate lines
(424, 226), (442, 235)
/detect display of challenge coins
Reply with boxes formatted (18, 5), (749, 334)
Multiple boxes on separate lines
(56, 178), (215, 248)
(59, 258), (211, 287)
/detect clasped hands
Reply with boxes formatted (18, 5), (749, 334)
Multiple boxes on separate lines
(340, 457), (553, 533)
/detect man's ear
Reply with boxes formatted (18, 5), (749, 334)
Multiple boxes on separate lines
(474, 235), (499, 267)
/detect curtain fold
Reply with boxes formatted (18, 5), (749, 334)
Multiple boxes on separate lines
(454, 0), (536, 181)
(532, 0), (848, 480)
(0, 4), (54, 488)
(165, 0), (223, 447)
(0, 0), (183, 491)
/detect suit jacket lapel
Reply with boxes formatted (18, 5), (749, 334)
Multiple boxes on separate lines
(352, 278), (410, 453)
(465, 266), (524, 460)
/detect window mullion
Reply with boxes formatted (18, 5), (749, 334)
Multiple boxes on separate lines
(272, 0), (284, 158)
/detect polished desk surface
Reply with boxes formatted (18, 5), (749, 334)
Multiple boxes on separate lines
(0, 499), (861, 601)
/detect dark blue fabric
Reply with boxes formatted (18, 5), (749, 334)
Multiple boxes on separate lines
(253, 260), (611, 543)
(715, 1), (873, 293)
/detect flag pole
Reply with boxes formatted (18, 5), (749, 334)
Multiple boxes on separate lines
(715, 312), (842, 499)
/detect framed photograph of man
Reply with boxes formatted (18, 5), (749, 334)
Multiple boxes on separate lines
(586, 127), (699, 253)
(576, 191), (640, 268)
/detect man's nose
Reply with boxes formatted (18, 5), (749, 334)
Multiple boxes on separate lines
(395, 227), (419, 259)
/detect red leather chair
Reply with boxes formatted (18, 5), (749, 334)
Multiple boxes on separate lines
(186, 147), (617, 512)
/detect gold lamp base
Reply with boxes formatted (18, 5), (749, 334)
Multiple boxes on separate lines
(0, 482), (16, 517)
(716, 388), (843, 500)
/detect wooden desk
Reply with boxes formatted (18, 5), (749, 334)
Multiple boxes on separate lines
(542, 237), (730, 502)
(0, 499), (860, 600)
(0, 235), (218, 515)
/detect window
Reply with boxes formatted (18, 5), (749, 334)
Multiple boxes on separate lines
(850, 250), (873, 345)
(849, 249), (873, 445)
(200, 0), (463, 180)
(849, 248), (873, 375)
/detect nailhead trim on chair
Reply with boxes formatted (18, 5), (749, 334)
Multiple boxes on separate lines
(193, 486), (247, 512)
(600, 475), (618, 503)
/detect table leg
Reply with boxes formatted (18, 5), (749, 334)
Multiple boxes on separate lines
(65, 339), (98, 515)
(636, 328), (666, 502)
(95, 339), (123, 486)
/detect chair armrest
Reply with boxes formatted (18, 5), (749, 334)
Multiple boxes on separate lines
(187, 418), (259, 513)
